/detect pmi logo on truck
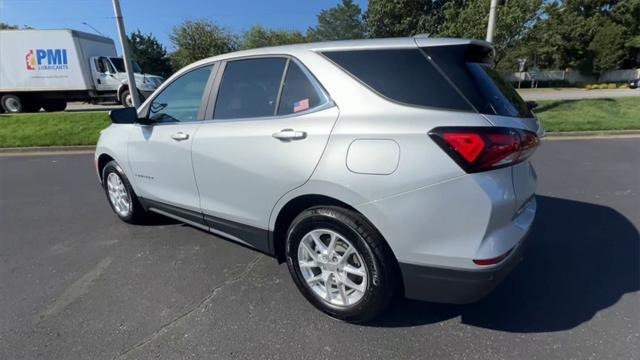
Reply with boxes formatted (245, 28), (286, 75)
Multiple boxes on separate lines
(25, 49), (69, 71)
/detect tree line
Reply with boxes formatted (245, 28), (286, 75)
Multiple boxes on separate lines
(4, 0), (639, 77)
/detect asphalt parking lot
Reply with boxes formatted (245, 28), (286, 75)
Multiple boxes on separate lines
(1, 138), (638, 360)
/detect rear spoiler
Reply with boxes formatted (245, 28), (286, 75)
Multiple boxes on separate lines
(413, 37), (495, 64)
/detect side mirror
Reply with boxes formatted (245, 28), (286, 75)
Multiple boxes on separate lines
(109, 107), (139, 124)
(527, 101), (538, 110)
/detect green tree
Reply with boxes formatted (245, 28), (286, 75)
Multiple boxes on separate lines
(170, 19), (237, 70)
(589, 20), (629, 73)
(0, 22), (20, 29)
(127, 30), (173, 78)
(526, 1), (603, 72)
(366, 0), (433, 37)
(437, 0), (542, 68)
(611, 0), (640, 68)
(241, 25), (308, 49)
(308, 0), (366, 40)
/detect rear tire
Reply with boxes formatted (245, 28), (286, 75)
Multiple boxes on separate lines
(102, 161), (148, 224)
(42, 100), (67, 112)
(285, 206), (398, 323)
(1, 94), (24, 113)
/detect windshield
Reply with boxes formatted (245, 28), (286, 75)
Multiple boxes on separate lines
(109, 57), (142, 73)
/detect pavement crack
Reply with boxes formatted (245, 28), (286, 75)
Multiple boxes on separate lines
(40, 257), (113, 321)
(115, 254), (263, 359)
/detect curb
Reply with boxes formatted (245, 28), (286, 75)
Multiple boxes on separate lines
(544, 130), (640, 140)
(0, 145), (95, 156)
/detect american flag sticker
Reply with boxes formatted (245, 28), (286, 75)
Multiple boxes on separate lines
(293, 98), (310, 113)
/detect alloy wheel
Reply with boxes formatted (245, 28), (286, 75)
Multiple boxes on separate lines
(297, 229), (369, 307)
(106, 172), (132, 217)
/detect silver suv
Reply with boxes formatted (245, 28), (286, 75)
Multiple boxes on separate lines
(95, 37), (541, 323)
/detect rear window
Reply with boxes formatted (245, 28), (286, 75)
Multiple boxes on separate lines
(322, 49), (472, 112)
(423, 45), (533, 118)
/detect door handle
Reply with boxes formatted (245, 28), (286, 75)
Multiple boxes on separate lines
(272, 129), (306, 141)
(171, 132), (190, 141)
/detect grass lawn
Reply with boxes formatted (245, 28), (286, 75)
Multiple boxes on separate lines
(535, 97), (640, 132)
(0, 111), (110, 148)
(0, 97), (638, 147)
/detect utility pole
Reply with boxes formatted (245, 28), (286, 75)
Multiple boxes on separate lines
(486, 0), (499, 43)
(111, 0), (140, 108)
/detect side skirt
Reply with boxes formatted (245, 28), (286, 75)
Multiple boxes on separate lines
(139, 197), (274, 256)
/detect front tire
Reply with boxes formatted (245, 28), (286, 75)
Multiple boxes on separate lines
(120, 90), (133, 107)
(102, 161), (148, 224)
(286, 206), (398, 323)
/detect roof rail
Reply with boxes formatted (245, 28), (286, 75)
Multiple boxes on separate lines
(413, 33), (431, 38)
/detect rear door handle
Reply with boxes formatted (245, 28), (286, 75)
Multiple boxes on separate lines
(171, 132), (189, 141)
(272, 129), (306, 141)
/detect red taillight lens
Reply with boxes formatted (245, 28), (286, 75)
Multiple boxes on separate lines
(473, 248), (513, 266)
(441, 133), (484, 163)
(429, 127), (539, 173)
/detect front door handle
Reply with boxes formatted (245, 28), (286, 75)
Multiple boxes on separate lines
(171, 132), (190, 141)
(272, 129), (306, 141)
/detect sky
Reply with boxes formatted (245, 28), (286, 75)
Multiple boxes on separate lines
(0, 0), (369, 52)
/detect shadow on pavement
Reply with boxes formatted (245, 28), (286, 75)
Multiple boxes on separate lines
(534, 98), (614, 112)
(371, 195), (640, 332)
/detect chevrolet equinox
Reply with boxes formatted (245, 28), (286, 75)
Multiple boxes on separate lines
(95, 37), (541, 323)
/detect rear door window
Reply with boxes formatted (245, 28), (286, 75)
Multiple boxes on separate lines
(423, 45), (533, 118)
(277, 61), (327, 116)
(322, 49), (472, 112)
(214, 58), (287, 120)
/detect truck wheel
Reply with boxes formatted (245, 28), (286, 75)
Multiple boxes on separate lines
(42, 100), (67, 112)
(120, 90), (133, 107)
(1, 94), (24, 113)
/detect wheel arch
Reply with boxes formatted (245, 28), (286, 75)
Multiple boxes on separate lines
(117, 84), (129, 102)
(270, 193), (396, 264)
(97, 153), (115, 182)
(270, 192), (405, 296)
(271, 194), (356, 263)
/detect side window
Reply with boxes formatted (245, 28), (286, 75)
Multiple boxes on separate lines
(148, 65), (213, 123)
(100, 58), (114, 73)
(277, 62), (326, 115)
(95, 58), (106, 73)
(214, 58), (287, 120)
(322, 49), (472, 111)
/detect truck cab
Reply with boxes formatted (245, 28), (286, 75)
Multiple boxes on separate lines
(90, 56), (164, 107)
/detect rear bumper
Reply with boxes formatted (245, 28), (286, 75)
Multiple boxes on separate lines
(399, 232), (530, 304)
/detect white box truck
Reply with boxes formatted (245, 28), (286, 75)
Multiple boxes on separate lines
(0, 29), (164, 113)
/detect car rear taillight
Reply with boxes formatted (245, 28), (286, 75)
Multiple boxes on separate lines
(429, 127), (539, 173)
